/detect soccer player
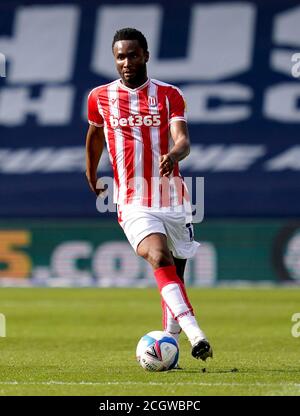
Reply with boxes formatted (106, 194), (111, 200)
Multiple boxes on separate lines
(85, 27), (212, 362)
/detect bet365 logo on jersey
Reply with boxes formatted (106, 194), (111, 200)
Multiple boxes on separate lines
(109, 114), (161, 128)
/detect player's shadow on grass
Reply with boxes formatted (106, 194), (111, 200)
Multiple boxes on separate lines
(170, 368), (239, 374)
(173, 367), (300, 374)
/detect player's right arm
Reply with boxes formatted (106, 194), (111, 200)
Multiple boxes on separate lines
(86, 88), (106, 195)
(85, 124), (105, 195)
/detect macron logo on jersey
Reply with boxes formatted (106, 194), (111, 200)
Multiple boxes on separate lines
(109, 114), (161, 128)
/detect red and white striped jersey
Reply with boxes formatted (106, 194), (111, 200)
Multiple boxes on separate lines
(87, 78), (188, 209)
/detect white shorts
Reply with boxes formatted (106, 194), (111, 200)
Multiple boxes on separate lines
(118, 204), (200, 259)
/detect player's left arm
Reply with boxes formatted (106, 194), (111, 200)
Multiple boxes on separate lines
(159, 120), (190, 177)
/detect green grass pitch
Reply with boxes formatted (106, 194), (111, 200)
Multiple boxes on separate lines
(0, 287), (299, 396)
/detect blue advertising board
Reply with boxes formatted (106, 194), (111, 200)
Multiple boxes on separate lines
(0, 0), (300, 218)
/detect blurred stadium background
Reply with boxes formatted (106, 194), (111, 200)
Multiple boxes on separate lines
(1, 0), (300, 288)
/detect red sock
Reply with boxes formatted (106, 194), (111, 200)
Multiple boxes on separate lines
(161, 297), (167, 329)
(154, 265), (180, 291)
(154, 265), (193, 318)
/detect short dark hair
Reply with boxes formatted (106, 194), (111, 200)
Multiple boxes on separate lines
(112, 28), (148, 52)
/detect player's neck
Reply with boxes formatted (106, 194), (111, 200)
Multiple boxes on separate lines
(121, 74), (148, 90)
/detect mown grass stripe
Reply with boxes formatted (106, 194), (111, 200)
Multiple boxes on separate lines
(0, 381), (300, 387)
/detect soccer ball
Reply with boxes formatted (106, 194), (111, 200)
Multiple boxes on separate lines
(136, 331), (179, 372)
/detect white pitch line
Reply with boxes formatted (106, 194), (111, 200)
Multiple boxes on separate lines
(0, 381), (299, 388)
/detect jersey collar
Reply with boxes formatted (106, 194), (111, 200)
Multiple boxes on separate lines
(118, 78), (150, 92)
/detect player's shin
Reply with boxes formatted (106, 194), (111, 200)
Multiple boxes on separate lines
(155, 265), (206, 345)
(161, 298), (181, 342)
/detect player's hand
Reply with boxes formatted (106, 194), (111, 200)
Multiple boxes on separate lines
(159, 154), (176, 177)
(85, 173), (106, 196)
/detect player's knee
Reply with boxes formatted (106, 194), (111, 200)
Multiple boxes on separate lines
(141, 248), (173, 269)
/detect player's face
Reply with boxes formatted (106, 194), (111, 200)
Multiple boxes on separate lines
(113, 40), (149, 87)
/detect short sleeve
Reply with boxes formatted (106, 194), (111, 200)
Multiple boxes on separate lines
(168, 87), (187, 124)
(87, 88), (104, 127)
